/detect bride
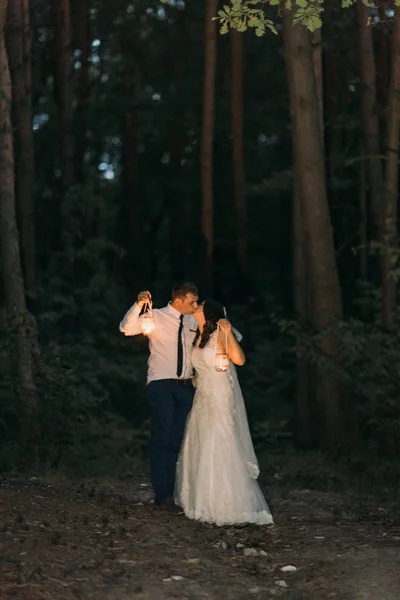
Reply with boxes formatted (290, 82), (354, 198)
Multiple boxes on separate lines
(175, 300), (273, 526)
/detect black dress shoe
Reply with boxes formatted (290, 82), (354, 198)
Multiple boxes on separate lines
(158, 498), (184, 515)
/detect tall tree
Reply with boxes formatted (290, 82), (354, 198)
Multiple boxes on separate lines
(121, 57), (141, 292)
(0, 19), (38, 468)
(52, 0), (75, 191)
(356, 0), (384, 242)
(231, 29), (247, 278)
(283, 4), (344, 447)
(359, 144), (368, 280)
(375, 0), (392, 113)
(74, 0), (91, 182)
(0, 0), (7, 38)
(322, 0), (343, 176)
(311, 28), (324, 148)
(6, 0), (36, 291)
(382, 6), (400, 331)
(291, 27), (323, 449)
(201, 0), (218, 293)
(292, 167), (315, 448)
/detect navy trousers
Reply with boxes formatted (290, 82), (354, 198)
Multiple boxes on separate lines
(146, 379), (195, 505)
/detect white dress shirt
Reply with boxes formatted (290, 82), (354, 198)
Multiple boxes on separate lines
(119, 302), (198, 384)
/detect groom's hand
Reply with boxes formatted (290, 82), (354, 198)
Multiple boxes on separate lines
(137, 290), (151, 309)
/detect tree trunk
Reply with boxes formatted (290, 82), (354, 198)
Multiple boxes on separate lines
(201, 0), (218, 294)
(6, 0), (36, 292)
(231, 29), (247, 279)
(52, 0), (74, 191)
(0, 1), (7, 37)
(376, 0), (392, 113)
(356, 0), (384, 240)
(292, 172), (315, 448)
(382, 6), (400, 331)
(168, 129), (185, 282)
(121, 60), (141, 293)
(74, 0), (91, 182)
(283, 5), (344, 448)
(323, 0), (343, 176)
(359, 149), (368, 281)
(291, 33), (317, 449)
(0, 32), (38, 469)
(311, 28), (324, 150)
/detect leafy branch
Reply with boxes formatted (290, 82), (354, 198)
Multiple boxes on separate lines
(203, 0), (400, 35)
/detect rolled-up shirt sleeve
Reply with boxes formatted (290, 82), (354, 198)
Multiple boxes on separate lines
(119, 303), (143, 336)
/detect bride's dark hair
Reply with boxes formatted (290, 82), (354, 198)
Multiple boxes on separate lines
(193, 299), (225, 349)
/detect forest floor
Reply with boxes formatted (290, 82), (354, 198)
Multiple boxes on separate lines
(1, 452), (400, 600)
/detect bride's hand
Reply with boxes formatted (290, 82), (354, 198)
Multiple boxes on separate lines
(218, 318), (232, 334)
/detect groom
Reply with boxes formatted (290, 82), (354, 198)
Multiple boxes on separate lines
(119, 282), (199, 514)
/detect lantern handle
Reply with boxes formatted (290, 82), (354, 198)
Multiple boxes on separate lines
(143, 293), (153, 314)
(214, 322), (228, 360)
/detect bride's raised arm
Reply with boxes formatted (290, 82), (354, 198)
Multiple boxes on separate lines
(217, 319), (246, 366)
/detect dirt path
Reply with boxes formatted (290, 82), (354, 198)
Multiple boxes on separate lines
(0, 475), (399, 600)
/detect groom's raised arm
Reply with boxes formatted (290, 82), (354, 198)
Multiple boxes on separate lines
(119, 302), (143, 336)
(120, 290), (152, 336)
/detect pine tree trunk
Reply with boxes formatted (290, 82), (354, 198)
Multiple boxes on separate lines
(292, 173), (315, 448)
(283, 5), (344, 448)
(121, 60), (140, 292)
(359, 149), (368, 281)
(291, 26), (323, 450)
(74, 0), (91, 182)
(356, 0), (384, 240)
(6, 0), (36, 292)
(168, 129), (185, 281)
(0, 2), (7, 37)
(382, 6), (400, 331)
(311, 28), (324, 149)
(323, 0), (343, 176)
(52, 0), (74, 190)
(231, 29), (247, 279)
(201, 0), (218, 293)
(0, 31), (38, 469)
(376, 0), (391, 113)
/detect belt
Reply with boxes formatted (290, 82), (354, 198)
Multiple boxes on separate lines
(165, 378), (193, 386)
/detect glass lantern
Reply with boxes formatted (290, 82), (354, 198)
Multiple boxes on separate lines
(141, 296), (155, 335)
(215, 352), (229, 372)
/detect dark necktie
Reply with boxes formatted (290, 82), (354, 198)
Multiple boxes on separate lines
(176, 314), (184, 377)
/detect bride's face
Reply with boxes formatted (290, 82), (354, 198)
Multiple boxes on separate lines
(193, 302), (205, 326)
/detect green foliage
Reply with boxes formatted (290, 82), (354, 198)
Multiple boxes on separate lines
(274, 281), (400, 457)
(213, 0), (400, 35)
(215, 0), (278, 36)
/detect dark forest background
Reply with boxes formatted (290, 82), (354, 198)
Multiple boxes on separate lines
(1, 0), (400, 478)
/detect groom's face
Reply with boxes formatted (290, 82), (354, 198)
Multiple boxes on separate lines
(178, 293), (199, 315)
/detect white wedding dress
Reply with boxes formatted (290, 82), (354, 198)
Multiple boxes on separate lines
(175, 333), (273, 526)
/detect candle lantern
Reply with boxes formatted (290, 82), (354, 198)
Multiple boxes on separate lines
(215, 352), (229, 372)
(141, 296), (155, 335)
(215, 318), (229, 372)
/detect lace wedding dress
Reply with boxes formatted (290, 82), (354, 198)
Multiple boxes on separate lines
(175, 333), (273, 526)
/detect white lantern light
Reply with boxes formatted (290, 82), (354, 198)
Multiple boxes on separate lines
(215, 316), (229, 372)
(215, 352), (229, 372)
(141, 296), (155, 335)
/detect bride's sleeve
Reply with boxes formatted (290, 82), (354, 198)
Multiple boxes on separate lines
(232, 327), (242, 343)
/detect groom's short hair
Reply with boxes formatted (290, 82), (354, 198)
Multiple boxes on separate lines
(172, 282), (198, 300)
